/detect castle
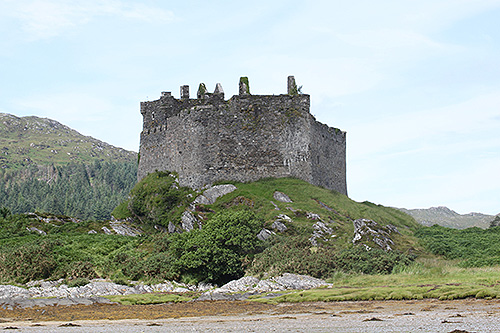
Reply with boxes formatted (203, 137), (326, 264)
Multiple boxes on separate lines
(137, 76), (347, 195)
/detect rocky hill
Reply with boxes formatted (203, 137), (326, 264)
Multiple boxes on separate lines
(0, 112), (138, 220)
(0, 113), (136, 168)
(399, 206), (496, 229)
(1, 175), (421, 285)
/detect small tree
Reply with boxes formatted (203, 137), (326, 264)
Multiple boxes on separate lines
(169, 210), (262, 284)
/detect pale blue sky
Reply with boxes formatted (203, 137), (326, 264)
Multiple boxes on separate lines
(0, 0), (499, 215)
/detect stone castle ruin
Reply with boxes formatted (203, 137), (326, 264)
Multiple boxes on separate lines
(137, 76), (347, 195)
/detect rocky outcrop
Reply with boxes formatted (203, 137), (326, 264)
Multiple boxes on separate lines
(309, 221), (335, 246)
(271, 214), (291, 233)
(0, 280), (212, 301)
(257, 228), (275, 241)
(206, 273), (330, 296)
(194, 184), (237, 205)
(181, 211), (199, 231)
(26, 226), (46, 235)
(352, 219), (399, 251)
(109, 217), (142, 236)
(0, 273), (331, 307)
(273, 191), (293, 203)
(178, 184), (238, 232)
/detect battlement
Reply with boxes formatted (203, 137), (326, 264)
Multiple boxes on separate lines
(138, 76), (347, 195)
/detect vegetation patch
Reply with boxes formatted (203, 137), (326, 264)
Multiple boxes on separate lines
(106, 293), (194, 305)
(253, 261), (500, 303)
(112, 171), (195, 228)
(416, 225), (500, 267)
(0, 161), (137, 220)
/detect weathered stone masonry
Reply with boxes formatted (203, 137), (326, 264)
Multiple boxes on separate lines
(138, 76), (347, 195)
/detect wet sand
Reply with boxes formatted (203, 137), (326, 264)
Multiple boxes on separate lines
(0, 298), (499, 332)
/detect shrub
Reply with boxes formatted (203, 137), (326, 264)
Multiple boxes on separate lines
(68, 261), (98, 280)
(169, 210), (263, 284)
(416, 225), (500, 266)
(248, 236), (415, 278)
(117, 171), (195, 227)
(0, 238), (59, 283)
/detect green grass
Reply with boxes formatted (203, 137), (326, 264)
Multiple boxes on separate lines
(416, 225), (500, 266)
(252, 259), (500, 303)
(212, 177), (421, 253)
(106, 293), (194, 305)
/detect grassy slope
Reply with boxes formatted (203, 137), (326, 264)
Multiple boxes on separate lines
(0, 113), (136, 168)
(209, 178), (421, 253)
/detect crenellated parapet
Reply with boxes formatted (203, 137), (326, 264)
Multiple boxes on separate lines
(138, 76), (347, 195)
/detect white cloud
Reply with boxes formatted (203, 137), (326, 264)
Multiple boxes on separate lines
(14, 91), (112, 123)
(12, 91), (141, 151)
(346, 90), (500, 214)
(337, 29), (448, 52)
(348, 91), (500, 159)
(5, 0), (176, 40)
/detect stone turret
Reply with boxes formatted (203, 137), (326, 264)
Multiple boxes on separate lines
(214, 83), (224, 94)
(180, 85), (189, 99)
(239, 77), (250, 95)
(288, 76), (298, 95)
(197, 83), (208, 99)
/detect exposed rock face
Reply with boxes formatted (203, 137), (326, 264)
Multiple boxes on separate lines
(168, 221), (177, 233)
(181, 211), (199, 231)
(273, 191), (293, 203)
(109, 218), (142, 236)
(26, 226), (46, 235)
(306, 212), (321, 220)
(179, 184), (238, 232)
(257, 228), (275, 241)
(194, 184), (237, 205)
(0, 280), (213, 303)
(309, 221), (335, 246)
(272, 220), (288, 232)
(0, 274), (331, 306)
(271, 214), (291, 233)
(213, 276), (260, 293)
(208, 273), (330, 295)
(101, 227), (113, 235)
(352, 219), (398, 251)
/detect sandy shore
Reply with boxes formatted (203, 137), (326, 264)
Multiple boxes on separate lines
(0, 298), (499, 332)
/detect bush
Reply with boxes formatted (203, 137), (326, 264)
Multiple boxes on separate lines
(169, 210), (263, 285)
(416, 225), (500, 266)
(67, 261), (98, 280)
(0, 238), (59, 283)
(248, 236), (415, 278)
(117, 171), (195, 227)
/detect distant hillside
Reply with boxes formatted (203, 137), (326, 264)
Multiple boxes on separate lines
(0, 112), (138, 220)
(0, 113), (136, 168)
(399, 206), (496, 229)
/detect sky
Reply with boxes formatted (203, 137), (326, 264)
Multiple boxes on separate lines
(0, 0), (499, 215)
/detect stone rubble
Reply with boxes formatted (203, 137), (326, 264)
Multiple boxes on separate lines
(352, 218), (398, 251)
(0, 273), (329, 307)
(309, 221), (335, 246)
(205, 273), (330, 297)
